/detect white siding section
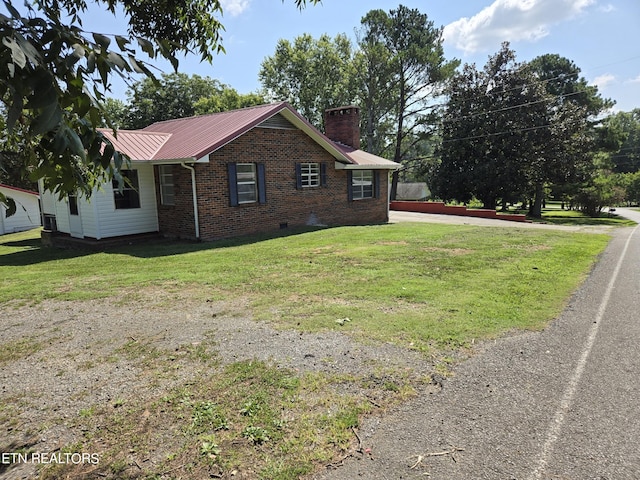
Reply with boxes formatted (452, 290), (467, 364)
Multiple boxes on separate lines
(54, 199), (71, 234)
(0, 186), (41, 235)
(90, 164), (158, 239)
(35, 164), (159, 239)
(38, 182), (56, 215)
(38, 181), (72, 235)
(79, 194), (97, 238)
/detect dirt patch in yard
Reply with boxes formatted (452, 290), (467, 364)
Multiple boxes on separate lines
(0, 291), (443, 479)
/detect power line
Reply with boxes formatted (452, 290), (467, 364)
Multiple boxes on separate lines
(440, 123), (556, 144)
(441, 91), (588, 124)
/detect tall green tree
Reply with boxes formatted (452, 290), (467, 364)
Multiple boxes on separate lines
(605, 109), (640, 173)
(354, 16), (398, 156)
(124, 73), (223, 128)
(259, 33), (359, 129)
(432, 44), (550, 210)
(0, 105), (38, 193)
(123, 73), (264, 128)
(358, 5), (458, 199)
(0, 0), (318, 208)
(527, 53), (613, 217)
(194, 89), (264, 116)
(626, 171), (640, 204)
(528, 54), (608, 115)
(100, 98), (127, 130)
(432, 45), (612, 214)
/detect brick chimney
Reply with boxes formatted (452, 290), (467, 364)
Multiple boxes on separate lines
(324, 106), (360, 149)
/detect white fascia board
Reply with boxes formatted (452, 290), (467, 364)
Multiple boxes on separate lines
(334, 162), (400, 170)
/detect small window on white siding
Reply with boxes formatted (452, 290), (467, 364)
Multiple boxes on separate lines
(159, 165), (175, 206)
(68, 194), (79, 215)
(113, 170), (140, 209)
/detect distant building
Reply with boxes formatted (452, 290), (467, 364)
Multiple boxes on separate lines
(0, 184), (41, 235)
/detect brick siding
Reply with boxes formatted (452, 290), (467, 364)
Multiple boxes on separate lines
(156, 127), (389, 241)
(324, 106), (361, 149)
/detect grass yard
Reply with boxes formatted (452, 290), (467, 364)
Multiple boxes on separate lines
(1, 224), (610, 350)
(515, 202), (637, 226)
(0, 223), (612, 479)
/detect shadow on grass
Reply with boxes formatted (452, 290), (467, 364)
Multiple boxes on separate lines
(508, 208), (637, 226)
(0, 224), (360, 266)
(0, 238), (42, 248)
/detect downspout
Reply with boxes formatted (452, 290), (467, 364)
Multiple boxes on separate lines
(181, 162), (200, 240)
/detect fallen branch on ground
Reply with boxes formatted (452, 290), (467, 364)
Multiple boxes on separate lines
(425, 446), (465, 457)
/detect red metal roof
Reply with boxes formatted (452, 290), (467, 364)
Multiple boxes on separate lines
(100, 102), (400, 169)
(100, 130), (172, 161)
(142, 103), (290, 161)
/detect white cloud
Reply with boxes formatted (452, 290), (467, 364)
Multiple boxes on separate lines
(598, 4), (616, 13)
(444, 0), (596, 54)
(220, 0), (250, 17)
(590, 73), (616, 89)
(627, 75), (640, 84)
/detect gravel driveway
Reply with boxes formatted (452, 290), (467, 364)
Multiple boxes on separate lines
(1, 290), (438, 479)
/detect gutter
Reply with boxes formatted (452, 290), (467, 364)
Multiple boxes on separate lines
(180, 163), (200, 240)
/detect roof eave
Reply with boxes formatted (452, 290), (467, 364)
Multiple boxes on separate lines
(334, 162), (401, 170)
(129, 157), (203, 164)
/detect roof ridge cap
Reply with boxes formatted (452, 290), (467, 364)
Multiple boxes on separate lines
(145, 102), (288, 128)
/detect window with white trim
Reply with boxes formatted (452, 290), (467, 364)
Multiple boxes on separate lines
(158, 165), (175, 206)
(351, 170), (374, 200)
(236, 163), (258, 204)
(300, 163), (320, 187)
(228, 163), (267, 206)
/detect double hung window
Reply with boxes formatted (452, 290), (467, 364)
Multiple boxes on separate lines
(159, 165), (175, 206)
(236, 163), (258, 204)
(228, 163), (267, 206)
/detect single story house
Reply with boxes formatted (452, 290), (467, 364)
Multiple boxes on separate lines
(39, 102), (400, 242)
(0, 184), (41, 235)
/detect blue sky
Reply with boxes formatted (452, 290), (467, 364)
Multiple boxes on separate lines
(10, 0), (640, 112)
(157, 0), (640, 112)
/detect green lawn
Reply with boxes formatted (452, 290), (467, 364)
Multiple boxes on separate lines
(514, 203), (637, 226)
(0, 224), (614, 479)
(1, 223), (611, 351)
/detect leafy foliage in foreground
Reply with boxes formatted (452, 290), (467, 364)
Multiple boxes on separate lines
(0, 0), (318, 202)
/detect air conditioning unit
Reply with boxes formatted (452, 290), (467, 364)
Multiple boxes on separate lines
(43, 214), (57, 232)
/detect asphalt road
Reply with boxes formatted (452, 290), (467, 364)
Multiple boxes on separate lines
(315, 208), (640, 480)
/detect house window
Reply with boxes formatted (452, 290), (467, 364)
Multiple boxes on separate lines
(351, 170), (374, 200)
(113, 169), (140, 209)
(236, 163), (258, 204)
(159, 165), (175, 206)
(299, 163), (320, 187)
(296, 162), (328, 188)
(228, 163), (267, 206)
(68, 194), (79, 215)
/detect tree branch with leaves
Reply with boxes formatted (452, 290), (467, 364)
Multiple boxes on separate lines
(0, 0), (318, 210)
